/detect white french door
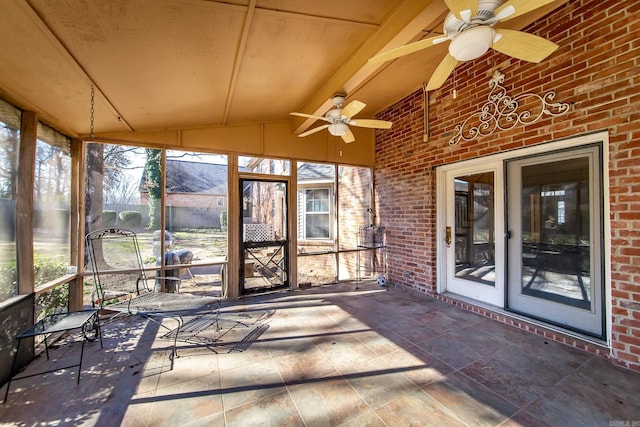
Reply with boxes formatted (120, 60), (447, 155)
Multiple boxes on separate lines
(506, 146), (604, 337)
(437, 135), (607, 339)
(438, 161), (505, 307)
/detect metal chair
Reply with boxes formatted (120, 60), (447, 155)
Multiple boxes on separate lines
(85, 228), (219, 366)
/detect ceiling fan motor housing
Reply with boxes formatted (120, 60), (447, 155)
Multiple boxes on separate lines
(331, 94), (346, 107)
(443, 0), (501, 37)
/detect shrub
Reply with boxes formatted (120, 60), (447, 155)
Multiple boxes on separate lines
(0, 260), (17, 300)
(33, 254), (69, 318)
(102, 210), (117, 227)
(34, 254), (68, 287)
(35, 283), (69, 320)
(220, 210), (228, 232)
(119, 210), (142, 228)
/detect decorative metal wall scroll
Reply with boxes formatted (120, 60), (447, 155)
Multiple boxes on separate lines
(449, 70), (571, 146)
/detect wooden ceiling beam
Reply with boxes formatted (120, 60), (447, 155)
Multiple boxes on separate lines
(293, 0), (446, 135)
(222, 0), (257, 125)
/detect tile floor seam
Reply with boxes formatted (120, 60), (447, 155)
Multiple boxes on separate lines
(453, 345), (539, 410)
(506, 395), (550, 426)
(412, 341), (462, 373)
(455, 365), (526, 410)
(342, 374), (377, 415)
(416, 385), (474, 427)
(552, 352), (597, 387)
(278, 365), (309, 427)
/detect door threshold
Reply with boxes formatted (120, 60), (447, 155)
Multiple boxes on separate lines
(439, 291), (610, 354)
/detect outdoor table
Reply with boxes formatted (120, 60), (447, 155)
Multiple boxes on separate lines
(3, 309), (102, 403)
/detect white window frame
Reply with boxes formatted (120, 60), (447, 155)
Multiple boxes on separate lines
(302, 186), (332, 240)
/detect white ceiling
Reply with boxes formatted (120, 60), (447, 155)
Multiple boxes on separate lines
(0, 0), (566, 138)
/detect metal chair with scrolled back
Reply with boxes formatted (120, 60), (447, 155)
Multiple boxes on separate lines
(85, 228), (219, 366)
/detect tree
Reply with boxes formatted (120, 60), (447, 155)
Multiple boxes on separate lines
(0, 126), (19, 200)
(104, 174), (139, 205)
(144, 148), (162, 229)
(0, 125), (19, 243)
(85, 142), (105, 233)
(85, 143), (137, 233)
(34, 140), (70, 202)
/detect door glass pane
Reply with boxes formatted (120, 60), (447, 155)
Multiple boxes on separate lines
(520, 158), (591, 309)
(454, 172), (495, 286)
(242, 180), (288, 294)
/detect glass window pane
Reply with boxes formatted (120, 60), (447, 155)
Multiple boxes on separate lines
(33, 122), (71, 287)
(454, 172), (495, 286)
(306, 189), (329, 212)
(337, 166), (373, 281)
(338, 165), (372, 251)
(305, 213), (330, 238)
(164, 150), (228, 295)
(298, 162), (335, 243)
(0, 99), (20, 301)
(239, 156), (290, 175)
(84, 143), (159, 303)
(165, 150), (228, 258)
(297, 162), (335, 251)
(521, 157), (592, 309)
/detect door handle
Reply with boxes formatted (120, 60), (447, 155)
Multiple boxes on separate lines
(445, 226), (452, 245)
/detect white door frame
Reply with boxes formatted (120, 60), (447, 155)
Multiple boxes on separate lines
(436, 131), (611, 340)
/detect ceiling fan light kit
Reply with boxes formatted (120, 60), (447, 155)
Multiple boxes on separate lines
(291, 94), (393, 143)
(449, 26), (495, 61)
(328, 122), (348, 136)
(368, 0), (559, 91)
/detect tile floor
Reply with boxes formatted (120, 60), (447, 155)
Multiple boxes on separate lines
(1, 281), (639, 426)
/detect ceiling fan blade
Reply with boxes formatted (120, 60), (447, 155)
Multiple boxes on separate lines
(494, 0), (555, 22)
(492, 29), (559, 63)
(368, 34), (448, 64)
(341, 129), (355, 143)
(425, 54), (458, 91)
(290, 112), (329, 122)
(298, 124), (330, 138)
(444, 0), (477, 22)
(349, 119), (393, 129)
(341, 100), (366, 119)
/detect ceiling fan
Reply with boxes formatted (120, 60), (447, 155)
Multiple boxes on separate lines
(369, 0), (560, 91)
(290, 94), (393, 143)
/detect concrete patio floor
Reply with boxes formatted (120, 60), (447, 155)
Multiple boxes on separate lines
(1, 280), (639, 426)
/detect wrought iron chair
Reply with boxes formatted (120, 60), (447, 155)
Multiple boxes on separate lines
(86, 228), (219, 366)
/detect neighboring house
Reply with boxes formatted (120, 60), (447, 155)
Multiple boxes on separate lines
(139, 160), (230, 229)
(297, 162), (335, 241)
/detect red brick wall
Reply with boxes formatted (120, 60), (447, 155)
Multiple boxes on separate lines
(374, 0), (640, 370)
